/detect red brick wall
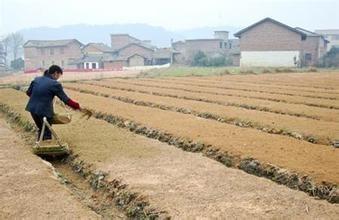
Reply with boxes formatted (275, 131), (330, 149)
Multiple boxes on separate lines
(83, 45), (102, 55)
(301, 36), (319, 65)
(24, 41), (82, 71)
(239, 21), (302, 51)
(238, 20), (326, 66)
(110, 35), (139, 51)
(118, 44), (153, 59)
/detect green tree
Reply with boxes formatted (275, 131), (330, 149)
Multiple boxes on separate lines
(10, 57), (24, 70)
(192, 51), (208, 66)
(209, 56), (226, 66)
(318, 47), (339, 67)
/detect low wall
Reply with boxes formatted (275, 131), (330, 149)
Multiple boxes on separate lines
(240, 51), (300, 67)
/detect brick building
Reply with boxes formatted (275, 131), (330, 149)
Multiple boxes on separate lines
(23, 34), (173, 71)
(74, 43), (113, 70)
(111, 34), (142, 51)
(23, 39), (83, 71)
(171, 31), (240, 65)
(74, 40), (156, 70)
(315, 29), (339, 51)
(82, 43), (112, 55)
(109, 34), (164, 66)
(234, 17), (328, 67)
(153, 48), (172, 65)
(115, 43), (154, 65)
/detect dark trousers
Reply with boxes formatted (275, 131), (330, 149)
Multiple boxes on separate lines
(31, 113), (53, 140)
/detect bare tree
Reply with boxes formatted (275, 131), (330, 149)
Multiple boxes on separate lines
(9, 32), (24, 61)
(1, 35), (11, 67)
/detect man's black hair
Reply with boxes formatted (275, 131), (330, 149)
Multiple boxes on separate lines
(48, 65), (63, 75)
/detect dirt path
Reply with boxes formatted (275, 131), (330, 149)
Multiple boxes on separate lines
(65, 83), (339, 145)
(90, 80), (339, 122)
(0, 118), (101, 219)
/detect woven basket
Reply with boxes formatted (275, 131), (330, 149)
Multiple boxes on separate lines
(52, 113), (72, 124)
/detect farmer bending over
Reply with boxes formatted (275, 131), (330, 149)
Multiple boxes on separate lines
(25, 65), (81, 140)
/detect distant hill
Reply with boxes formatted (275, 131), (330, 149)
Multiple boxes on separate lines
(19, 23), (240, 48)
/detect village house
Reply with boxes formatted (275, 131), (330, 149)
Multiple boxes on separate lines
(23, 39), (83, 71)
(152, 48), (173, 65)
(74, 34), (172, 69)
(234, 17), (328, 67)
(82, 43), (113, 55)
(114, 42), (154, 65)
(315, 29), (339, 51)
(109, 34), (161, 67)
(74, 43), (113, 69)
(171, 31), (240, 66)
(23, 34), (189, 71)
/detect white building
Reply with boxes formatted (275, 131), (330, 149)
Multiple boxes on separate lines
(315, 30), (339, 51)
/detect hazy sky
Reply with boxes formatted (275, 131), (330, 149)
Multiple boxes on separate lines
(0, 0), (338, 35)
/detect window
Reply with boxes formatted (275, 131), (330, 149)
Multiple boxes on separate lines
(50, 48), (54, 55)
(229, 43), (232, 49)
(333, 35), (339, 40)
(224, 42), (227, 48)
(60, 47), (64, 54)
(305, 53), (312, 61)
(92, 62), (97, 69)
(301, 35), (307, 41)
(219, 42), (223, 49)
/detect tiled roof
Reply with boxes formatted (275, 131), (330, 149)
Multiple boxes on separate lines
(294, 27), (321, 37)
(234, 17), (307, 38)
(24, 39), (83, 48)
(85, 43), (113, 52)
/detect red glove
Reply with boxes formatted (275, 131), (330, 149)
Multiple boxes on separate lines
(67, 99), (80, 110)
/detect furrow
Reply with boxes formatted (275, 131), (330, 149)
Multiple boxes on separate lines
(64, 83), (339, 146)
(83, 80), (339, 122)
(4, 88), (339, 216)
(55, 89), (339, 189)
(104, 79), (339, 110)
(135, 78), (339, 100)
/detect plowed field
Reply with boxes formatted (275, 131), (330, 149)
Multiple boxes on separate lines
(1, 72), (339, 218)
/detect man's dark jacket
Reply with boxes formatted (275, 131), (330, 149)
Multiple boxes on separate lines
(25, 75), (70, 118)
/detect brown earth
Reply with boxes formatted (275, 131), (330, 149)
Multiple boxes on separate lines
(9, 87), (334, 185)
(156, 76), (339, 96)
(109, 79), (339, 109)
(136, 77), (339, 100)
(0, 118), (101, 219)
(64, 83), (339, 145)
(180, 72), (339, 90)
(89, 80), (339, 122)
(1, 89), (339, 219)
